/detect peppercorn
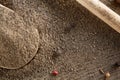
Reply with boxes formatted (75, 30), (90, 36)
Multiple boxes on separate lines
(105, 72), (111, 78)
(52, 70), (58, 76)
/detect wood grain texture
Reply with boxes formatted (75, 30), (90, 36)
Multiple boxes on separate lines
(76, 0), (120, 33)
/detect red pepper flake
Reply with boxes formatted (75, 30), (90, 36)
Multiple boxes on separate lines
(52, 70), (58, 76)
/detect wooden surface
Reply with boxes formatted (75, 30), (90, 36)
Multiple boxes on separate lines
(101, 0), (120, 14)
(0, 0), (120, 80)
(76, 0), (120, 33)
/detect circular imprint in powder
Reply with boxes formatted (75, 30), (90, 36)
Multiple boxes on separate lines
(0, 5), (39, 69)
